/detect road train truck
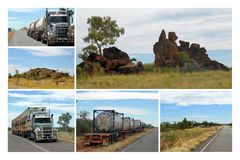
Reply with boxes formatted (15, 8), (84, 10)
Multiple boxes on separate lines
(12, 107), (57, 142)
(28, 8), (74, 46)
(84, 110), (144, 146)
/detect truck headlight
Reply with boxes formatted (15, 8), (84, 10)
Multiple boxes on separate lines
(35, 128), (40, 132)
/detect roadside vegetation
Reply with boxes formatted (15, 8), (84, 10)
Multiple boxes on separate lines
(57, 112), (74, 143)
(77, 63), (231, 89)
(160, 118), (223, 152)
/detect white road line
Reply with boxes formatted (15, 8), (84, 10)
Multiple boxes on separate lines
(121, 130), (153, 152)
(200, 127), (223, 152)
(12, 134), (50, 152)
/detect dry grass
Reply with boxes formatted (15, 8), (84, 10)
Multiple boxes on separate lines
(77, 129), (154, 152)
(77, 71), (231, 89)
(8, 77), (74, 89)
(160, 126), (222, 152)
(57, 132), (74, 143)
(8, 31), (15, 41)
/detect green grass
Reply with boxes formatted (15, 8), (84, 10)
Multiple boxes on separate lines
(77, 64), (231, 89)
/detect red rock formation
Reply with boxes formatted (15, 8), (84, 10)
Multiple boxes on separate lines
(153, 29), (179, 67)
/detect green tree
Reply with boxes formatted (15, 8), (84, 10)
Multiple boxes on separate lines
(79, 110), (89, 120)
(77, 110), (92, 135)
(57, 112), (72, 131)
(83, 16), (125, 56)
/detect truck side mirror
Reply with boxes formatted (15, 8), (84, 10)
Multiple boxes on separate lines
(51, 114), (53, 118)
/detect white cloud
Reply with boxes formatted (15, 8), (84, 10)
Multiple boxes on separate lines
(77, 8), (231, 53)
(8, 64), (30, 75)
(160, 90), (231, 106)
(18, 48), (73, 57)
(8, 91), (75, 102)
(76, 91), (159, 100)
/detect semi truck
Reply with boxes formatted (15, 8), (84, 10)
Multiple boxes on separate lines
(27, 8), (74, 46)
(12, 107), (57, 142)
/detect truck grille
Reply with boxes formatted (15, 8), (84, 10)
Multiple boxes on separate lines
(43, 127), (52, 135)
(56, 27), (68, 37)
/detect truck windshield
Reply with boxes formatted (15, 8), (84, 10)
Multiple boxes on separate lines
(35, 118), (51, 123)
(50, 16), (67, 23)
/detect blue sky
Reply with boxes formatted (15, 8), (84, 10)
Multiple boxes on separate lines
(76, 91), (159, 127)
(8, 8), (74, 29)
(77, 8), (231, 66)
(8, 48), (74, 75)
(8, 91), (75, 128)
(160, 90), (232, 124)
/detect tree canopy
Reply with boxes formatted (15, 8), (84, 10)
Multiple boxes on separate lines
(83, 16), (125, 56)
(57, 112), (72, 131)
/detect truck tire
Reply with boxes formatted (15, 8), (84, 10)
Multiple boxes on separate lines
(47, 39), (52, 46)
(34, 134), (38, 143)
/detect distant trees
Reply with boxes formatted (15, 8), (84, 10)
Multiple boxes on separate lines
(161, 118), (221, 132)
(57, 112), (72, 131)
(77, 110), (92, 136)
(82, 16), (125, 56)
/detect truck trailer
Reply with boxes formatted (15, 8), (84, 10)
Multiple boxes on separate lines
(84, 110), (144, 146)
(28, 8), (74, 46)
(12, 107), (57, 142)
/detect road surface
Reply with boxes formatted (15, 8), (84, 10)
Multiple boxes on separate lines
(194, 125), (232, 152)
(121, 128), (159, 152)
(8, 30), (46, 46)
(8, 133), (74, 152)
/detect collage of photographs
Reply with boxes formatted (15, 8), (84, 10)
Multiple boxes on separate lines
(8, 8), (232, 152)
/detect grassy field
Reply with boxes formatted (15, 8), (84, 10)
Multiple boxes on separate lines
(57, 131), (74, 143)
(8, 31), (15, 41)
(77, 129), (153, 152)
(8, 77), (74, 89)
(77, 70), (231, 89)
(160, 126), (222, 152)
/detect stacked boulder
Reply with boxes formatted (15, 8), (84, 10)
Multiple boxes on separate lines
(14, 68), (71, 80)
(79, 47), (144, 75)
(153, 30), (179, 68)
(153, 29), (229, 71)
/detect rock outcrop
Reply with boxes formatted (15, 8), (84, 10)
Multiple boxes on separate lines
(14, 68), (71, 79)
(154, 29), (229, 71)
(79, 47), (144, 75)
(153, 30), (179, 68)
(179, 41), (229, 70)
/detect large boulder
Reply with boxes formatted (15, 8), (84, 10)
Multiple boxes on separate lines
(153, 29), (179, 68)
(153, 29), (229, 71)
(178, 40), (190, 52)
(79, 47), (144, 74)
(154, 30), (166, 67)
(103, 47), (130, 61)
(117, 61), (144, 74)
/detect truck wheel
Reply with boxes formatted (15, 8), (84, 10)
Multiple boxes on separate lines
(34, 134), (38, 143)
(47, 40), (52, 46)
